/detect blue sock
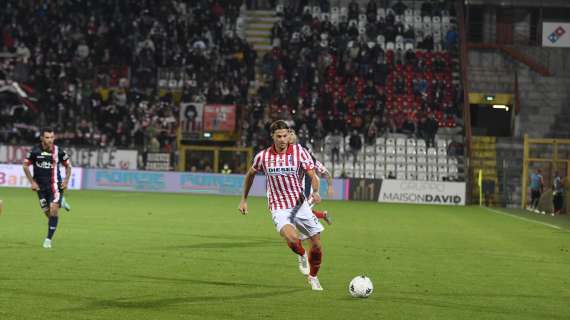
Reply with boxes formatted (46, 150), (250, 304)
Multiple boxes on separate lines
(47, 216), (59, 239)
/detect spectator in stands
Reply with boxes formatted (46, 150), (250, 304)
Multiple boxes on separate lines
(418, 113), (438, 147)
(348, 0), (360, 20)
(446, 26), (459, 52)
(348, 129), (362, 163)
(328, 129), (342, 164)
(392, 0), (408, 15)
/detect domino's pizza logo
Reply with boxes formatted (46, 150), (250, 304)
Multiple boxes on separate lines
(548, 26), (566, 43)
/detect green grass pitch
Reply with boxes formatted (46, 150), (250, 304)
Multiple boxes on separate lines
(0, 188), (569, 320)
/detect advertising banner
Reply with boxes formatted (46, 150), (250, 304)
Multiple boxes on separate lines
(0, 164), (83, 190)
(348, 179), (382, 201)
(203, 104), (236, 132)
(0, 145), (138, 170)
(83, 169), (348, 200)
(378, 180), (466, 205)
(542, 22), (570, 47)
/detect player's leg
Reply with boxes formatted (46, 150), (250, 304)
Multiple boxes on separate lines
(43, 191), (62, 248)
(312, 209), (332, 225)
(37, 191), (50, 218)
(294, 203), (325, 290)
(61, 196), (71, 212)
(272, 210), (309, 275)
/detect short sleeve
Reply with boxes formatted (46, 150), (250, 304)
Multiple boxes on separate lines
(24, 150), (35, 166)
(315, 160), (328, 175)
(252, 150), (265, 173)
(299, 146), (315, 172)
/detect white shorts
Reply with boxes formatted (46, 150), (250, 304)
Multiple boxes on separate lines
(271, 201), (324, 240)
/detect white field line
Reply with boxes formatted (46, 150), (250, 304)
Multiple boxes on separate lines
(482, 207), (562, 230)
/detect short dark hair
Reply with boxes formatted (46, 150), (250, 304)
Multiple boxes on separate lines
(270, 120), (289, 134)
(40, 127), (54, 136)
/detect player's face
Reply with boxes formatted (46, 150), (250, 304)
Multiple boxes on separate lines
(41, 132), (55, 149)
(272, 129), (290, 152)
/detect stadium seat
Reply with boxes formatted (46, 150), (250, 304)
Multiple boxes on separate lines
(397, 172), (406, 180)
(386, 154), (396, 163)
(417, 173), (427, 180)
(417, 146), (427, 155)
(407, 172), (417, 180)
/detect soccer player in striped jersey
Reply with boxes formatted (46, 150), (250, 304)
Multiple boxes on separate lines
(289, 130), (333, 224)
(23, 128), (72, 248)
(239, 120), (326, 291)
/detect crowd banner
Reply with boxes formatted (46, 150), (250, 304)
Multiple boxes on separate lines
(83, 169), (348, 200)
(378, 180), (466, 205)
(203, 104), (236, 132)
(542, 22), (570, 47)
(0, 145), (137, 170)
(145, 153), (171, 171)
(0, 164), (83, 190)
(179, 102), (204, 137)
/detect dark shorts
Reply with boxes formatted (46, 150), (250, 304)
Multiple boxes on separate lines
(37, 188), (64, 211)
(531, 189), (541, 200)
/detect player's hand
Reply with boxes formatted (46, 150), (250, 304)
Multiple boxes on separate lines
(31, 182), (39, 191)
(312, 192), (321, 204)
(327, 186), (335, 198)
(238, 200), (248, 215)
(62, 180), (69, 190)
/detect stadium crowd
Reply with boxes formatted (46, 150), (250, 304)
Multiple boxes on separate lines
(1, 0), (464, 164)
(241, 0), (463, 154)
(0, 0), (251, 152)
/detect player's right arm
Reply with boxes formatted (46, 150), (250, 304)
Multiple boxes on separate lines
(239, 167), (257, 215)
(239, 151), (264, 215)
(22, 150), (39, 191)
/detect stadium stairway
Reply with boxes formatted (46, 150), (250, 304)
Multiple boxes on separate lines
(516, 73), (570, 139)
(244, 10), (278, 56)
(471, 136), (500, 205)
(495, 137), (524, 207)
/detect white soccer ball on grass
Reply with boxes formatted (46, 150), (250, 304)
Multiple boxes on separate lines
(349, 275), (374, 298)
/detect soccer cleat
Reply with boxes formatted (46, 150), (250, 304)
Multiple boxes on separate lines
(43, 238), (52, 249)
(298, 252), (309, 276)
(323, 211), (333, 225)
(62, 197), (71, 212)
(307, 275), (323, 291)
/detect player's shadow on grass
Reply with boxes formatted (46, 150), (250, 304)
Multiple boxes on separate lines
(135, 275), (300, 289)
(162, 240), (282, 250)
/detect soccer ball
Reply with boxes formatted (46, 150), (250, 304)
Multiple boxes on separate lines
(349, 275), (374, 298)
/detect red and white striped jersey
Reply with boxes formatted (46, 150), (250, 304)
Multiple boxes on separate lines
(252, 144), (315, 211)
(314, 160), (328, 175)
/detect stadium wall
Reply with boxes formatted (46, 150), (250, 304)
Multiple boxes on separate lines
(0, 165), (467, 205)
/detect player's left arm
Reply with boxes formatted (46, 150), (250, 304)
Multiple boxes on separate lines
(306, 169), (321, 204)
(60, 150), (72, 190)
(316, 161), (334, 197)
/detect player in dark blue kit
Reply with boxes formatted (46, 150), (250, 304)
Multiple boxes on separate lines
(23, 128), (72, 249)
